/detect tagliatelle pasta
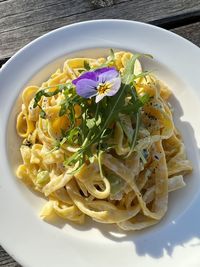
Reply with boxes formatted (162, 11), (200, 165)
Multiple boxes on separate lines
(16, 51), (192, 231)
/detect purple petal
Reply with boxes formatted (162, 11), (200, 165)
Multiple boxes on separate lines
(95, 93), (105, 103)
(98, 69), (119, 84)
(94, 67), (116, 76)
(72, 72), (97, 85)
(106, 77), (121, 96)
(75, 79), (97, 98)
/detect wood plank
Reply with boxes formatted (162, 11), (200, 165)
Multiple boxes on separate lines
(0, 0), (92, 28)
(0, 2), (200, 267)
(0, 0), (128, 19)
(0, 0), (92, 20)
(172, 21), (200, 47)
(0, 19), (200, 265)
(151, 10), (200, 29)
(0, 0), (200, 59)
(90, 0), (114, 7)
(0, 246), (20, 266)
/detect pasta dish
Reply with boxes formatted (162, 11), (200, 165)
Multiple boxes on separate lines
(16, 50), (192, 231)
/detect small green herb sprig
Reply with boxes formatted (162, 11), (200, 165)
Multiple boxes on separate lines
(33, 83), (73, 118)
(64, 53), (151, 169)
(33, 51), (151, 173)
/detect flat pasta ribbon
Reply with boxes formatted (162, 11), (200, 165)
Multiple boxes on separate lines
(16, 51), (192, 230)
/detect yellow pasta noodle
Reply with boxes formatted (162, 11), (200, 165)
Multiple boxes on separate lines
(16, 51), (192, 231)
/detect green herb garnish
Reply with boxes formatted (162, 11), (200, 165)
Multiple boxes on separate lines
(32, 52), (151, 174)
(84, 60), (91, 71)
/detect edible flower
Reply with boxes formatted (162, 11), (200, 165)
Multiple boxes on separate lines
(72, 67), (121, 102)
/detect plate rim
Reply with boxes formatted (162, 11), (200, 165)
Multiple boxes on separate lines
(0, 19), (200, 267)
(1, 19), (200, 73)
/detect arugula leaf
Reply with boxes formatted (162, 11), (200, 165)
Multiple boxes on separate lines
(40, 109), (47, 119)
(33, 83), (73, 119)
(84, 61), (91, 71)
(53, 52), (151, 170)
(139, 93), (150, 105)
(98, 53), (144, 127)
(134, 70), (152, 80)
(86, 118), (96, 129)
(104, 48), (116, 66)
(108, 48), (115, 63)
(78, 69), (85, 74)
(124, 86), (140, 158)
(65, 54), (147, 166)
(33, 90), (45, 108)
(37, 104), (46, 119)
(96, 115), (101, 126)
(122, 54), (141, 84)
(125, 111), (140, 158)
(34, 85), (63, 108)
(59, 101), (69, 116)
(119, 114), (134, 144)
(67, 127), (80, 144)
(94, 49), (116, 69)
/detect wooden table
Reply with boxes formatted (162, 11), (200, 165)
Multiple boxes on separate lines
(0, 0), (200, 266)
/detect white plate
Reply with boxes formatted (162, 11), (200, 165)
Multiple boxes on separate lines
(1, 20), (200, 267)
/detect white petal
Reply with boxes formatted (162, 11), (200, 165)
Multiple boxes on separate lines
(106, 77), (121, 96)
(95, 93), (105, 103)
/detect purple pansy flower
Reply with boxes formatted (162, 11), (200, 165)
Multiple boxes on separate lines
(72, 67), (121, 103)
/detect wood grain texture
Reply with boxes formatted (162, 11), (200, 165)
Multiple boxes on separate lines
(0, 0), (200, 59)
(91, 0), (114, 7)
(0, 1), (200, 266)
(172, 21), (200, 47)
(0, 246), (21, 266)
(0, 21), (199, 265)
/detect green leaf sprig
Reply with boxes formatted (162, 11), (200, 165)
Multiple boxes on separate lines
(33, 83), (73, 118)
(64, 54), (151, 170)
(32, 51), (152, 175)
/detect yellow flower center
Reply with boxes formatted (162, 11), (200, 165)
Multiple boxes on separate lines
(97, 82), (112, 95)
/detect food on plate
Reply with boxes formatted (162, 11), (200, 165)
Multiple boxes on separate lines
(16, 50), (192, 230)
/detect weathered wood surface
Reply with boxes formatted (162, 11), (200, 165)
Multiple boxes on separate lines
(1, 21), (200, 69)
(0, 0), (200, 59)
(0, 246), (21, 267)
(0, 0), (200, 266)
(172, 21), (200, 47)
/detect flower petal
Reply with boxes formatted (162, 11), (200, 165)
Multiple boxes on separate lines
(75, 79), (97, 98)
(95, 93), (105, 103)
(98, 69), (119, 84)
(94, 67), (116, 76)
(106, 76), (121, 96)
(72, 72), (97, 85)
